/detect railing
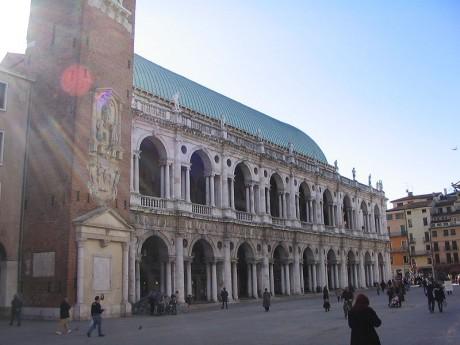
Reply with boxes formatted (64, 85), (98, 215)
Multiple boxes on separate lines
(272, 217), (285, 226)
(131, 194), (166, 209)
(236, 211), (253, 222)
(192, 203), (212, 216)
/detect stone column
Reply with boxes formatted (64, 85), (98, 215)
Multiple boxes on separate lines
(300, 263), (304, 293)
(285, 264), (291, 295)
(136, 259), (141, 301)
(266, 188), (271, 215)
(122, 243), (129, 304)
(175, 236), (185, 303)
(293, 247), (301, 294)
(312, 264), (317, 292)
(186, 261), (192, 296)
(245, 185), (250, 212)
(260, 184), (266, 214)
(160, 165), (165, 198)
(278, 193), (283, 218)
(341, 259), (348, 288)
(230, 177), (235, 209)
(222, 175), (229, 208)
(247, 264), (252, 297)
(283, 193), (287, 218)
(232, 262), (238, 300)
(295, 195), (300, 219)
(281, 265), (286, 294)
(370, 264), (375, 286)
(210, 174), (215, 207)
(353, 265), (358, 288)
(252, 263), (258, 298)
(211, 262), (218, 302)
(270, 263), (275, 294)
(334, 264), (339, 290)
(205, 176), (210, 205)
(160, 262), (165, 294)
(129, 241), (136, 303)
(308, 265), (313, 292)
(166, 261), (172, 296)
(250, 184), (255, 214)
(262, 244), (270, 292)
(130, 152), (135, 192)
(134, 150), (140, 193)
(206, 263), (211, 301)
(165, 163), (171, 199)
(76, 240), (85, 306)
(223, 240), (232, 301)
(186, 166), (191, 202)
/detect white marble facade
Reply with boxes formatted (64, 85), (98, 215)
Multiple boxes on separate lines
(127, 92), (391, 304)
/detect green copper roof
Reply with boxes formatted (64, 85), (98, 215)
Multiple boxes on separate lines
(133, 54), (328, 163)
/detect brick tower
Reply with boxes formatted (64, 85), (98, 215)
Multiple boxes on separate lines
(22, 0), (136, 318)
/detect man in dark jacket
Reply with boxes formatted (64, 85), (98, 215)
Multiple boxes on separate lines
(220, 287), (229, 309)
(426, 283), (435, 313)
(87, 296), (104, 337)
(56, 297), (72, 335)
(9, 294), (23, 326)
(434, 284), (446, 313)
(348, 294), (381, 345)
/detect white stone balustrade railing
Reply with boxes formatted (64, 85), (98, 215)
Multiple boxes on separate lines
(272, 217), (285, 226)
(131, 194), (166, 209)
(301, 221), (313, 230)
(236, 211), (253, 222)
(192, 203), (212, 216)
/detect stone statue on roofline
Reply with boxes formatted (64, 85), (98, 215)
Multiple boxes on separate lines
(368, 174), (372, 187)
(334, 160), (338, 172)
(220, 115), (226, 129)
(352, 167), (356, 181)
(256, 128), (262, 141)
(172, 92), (180, 112)
(288, 142), (294, 155)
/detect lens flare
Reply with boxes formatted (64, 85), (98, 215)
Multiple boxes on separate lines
(60, 64), (93, 96)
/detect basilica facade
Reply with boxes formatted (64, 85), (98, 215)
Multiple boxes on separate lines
(0, 0), (389, 319)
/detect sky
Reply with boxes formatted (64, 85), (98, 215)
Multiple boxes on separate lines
(1, 0), (459, 205)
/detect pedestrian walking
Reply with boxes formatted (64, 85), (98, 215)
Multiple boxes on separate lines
(220, 287), (229, 309)
(380, 281), (386, 293)
(9, 294), (23, 327)
(87, 296), (105, 337)
(348, 294), (382, 345)
(426, 283), (435, 313)
(434, 284), (446, 313)
(336, 288), (343, 303)
(386, 286), (394, 307)
(56, 297), (72, 335)
(262, 288), (271, 312)
(323, 298), (331, 312)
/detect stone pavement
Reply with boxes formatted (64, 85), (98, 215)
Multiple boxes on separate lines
(1, 286), (459, 345)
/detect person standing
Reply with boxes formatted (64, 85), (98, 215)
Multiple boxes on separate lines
(426, 283), (435, 313)
(434, 284), (446, 313)
(56, 297), (72, 335)
(348, 294), (382, 345)
(9, 294), (23, 327)
(262, 288), (271, 312)
(220, 287), (229, 309)
(87, 296), (104, 337)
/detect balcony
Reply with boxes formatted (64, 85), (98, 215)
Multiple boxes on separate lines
(236, 211), (253, 222)
(131, 194), (168, 210)
(191, 203), (212, 216)
(272, 217), (285, 226)
(301, 221), (313, 231)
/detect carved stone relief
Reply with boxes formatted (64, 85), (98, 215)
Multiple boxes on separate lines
(88, 89), (123, 202)
(88, 0), (133, 33)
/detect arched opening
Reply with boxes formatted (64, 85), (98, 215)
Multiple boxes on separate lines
(139, 137), (167, 197)
(299, 182), (311, 222)
(234, 163), (252, 212)
(364, 252), (373, 287)
(343, 195), (353, 230)
(191, 239), (215, 301)
(139, 236), (169, 298)
(237, 242), (255, 298)
(190, 150), (211, 205)
(302, 248), (315, 292)
(360, 201), (369, 232)
(374, 205), (381, 233)
(326, 249), (338, 289)
(323, 189), (334, 226)
(378, 253), (384, 283)
(273, 245), (288, 295)
(347, 251), (358, 289)
(270, 174), (284, 218)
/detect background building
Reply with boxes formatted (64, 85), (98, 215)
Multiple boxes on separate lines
(386, 192), (440, 278)
(430, 188), (460, 280)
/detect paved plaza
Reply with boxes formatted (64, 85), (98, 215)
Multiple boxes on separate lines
(1, 286), (459, 345)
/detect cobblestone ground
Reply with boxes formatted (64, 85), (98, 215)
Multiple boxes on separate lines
(1, 286), (459, 345)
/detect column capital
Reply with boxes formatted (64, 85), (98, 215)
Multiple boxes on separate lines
(133, 149), (141, 157)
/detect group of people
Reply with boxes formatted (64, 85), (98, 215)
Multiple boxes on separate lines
(147, 290), (178, 316)
(425, 281), (446, 313)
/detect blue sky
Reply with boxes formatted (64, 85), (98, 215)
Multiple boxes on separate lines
(1, 0), (459, 203)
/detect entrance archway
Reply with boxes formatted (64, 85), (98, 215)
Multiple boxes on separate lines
(269, 174), (284, 218)
(236, 242), (255, 298)
(273, 245), (288, 295)
(326, 249), (338, 289)
(299, 182), (311, 222)
(323, 189), (334, 226)
(347, 251), (358, 289)
(139, 236), (169, 298)
(343, 195), (353, 230)
(302, 248), (315, 292)
(139, 136), (167, 197)
(234, 163), (252, 212)
(364, 252), (373, 287)
(191, 239), (215, 301)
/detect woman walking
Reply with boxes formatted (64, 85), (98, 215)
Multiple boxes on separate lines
(262, 288), (271, 312)
(348, 294), (382, 345)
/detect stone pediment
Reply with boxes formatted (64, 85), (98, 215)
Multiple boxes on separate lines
(73, 207), (133, 232)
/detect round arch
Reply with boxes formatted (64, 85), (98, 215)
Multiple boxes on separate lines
(190, 238), (216, 301)
(347, 250), (358, 289)
(139, 136), (168, 197)
(299, 182), (312, 222)
(269, 173), (285, 218)
(189, 149), (213, 205)
(302, 247), (316, 293)
(374, 204), (381, 233)
(273, 244), (289, 296)
(236, 242), (256, 298)
(234, 162), (253, 212)
(360, 201), (369, 232)
(342, 194), (353, 230)
(322, 189), (334, 226)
